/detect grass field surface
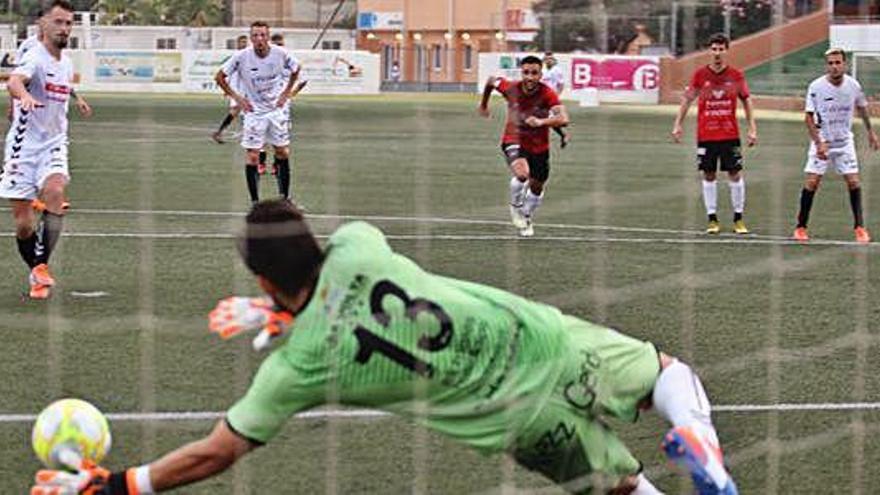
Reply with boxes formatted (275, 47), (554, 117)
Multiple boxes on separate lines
(0, 93), (878, 493)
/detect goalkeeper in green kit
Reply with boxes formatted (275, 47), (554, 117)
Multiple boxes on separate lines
(32, 200), (737, 495)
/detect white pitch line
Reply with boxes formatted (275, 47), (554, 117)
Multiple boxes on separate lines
(2, 402), (880, 424)
(0, 231), (871, 247)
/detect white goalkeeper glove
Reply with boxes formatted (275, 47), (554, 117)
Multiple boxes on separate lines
(209, 296), (294, 351)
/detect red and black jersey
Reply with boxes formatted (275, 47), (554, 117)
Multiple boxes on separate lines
(496, 78), (561, 154)
(688, 65), (750, 142)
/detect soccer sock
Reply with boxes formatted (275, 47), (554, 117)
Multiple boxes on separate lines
(509, 177), (527, 207)
(651, 360), (719, 446)
(702, 180), (718, 217)
(729, 178), (745, 215)
(245, 165), (260, 202)
(275, 157), (290, 199)
(553, 126), (565, 138)
(218, 114), (234, 133)
(34, 211), (64, 265)
(522, 188), (544, 218)
(797, 188), (815, 228)
(849, 187), (864, 228)
(259, 150), (267, 166)
(16, 233), (37, 268)
(632, 474), (663, 495)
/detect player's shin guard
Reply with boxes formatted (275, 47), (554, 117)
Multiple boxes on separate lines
(849, 187), (864, 228)
(797, 188), (815, 228)
(34, 211), (64, 265)
(510, 177), (526, 207)
(16, 233), (37, 268)
(652, 360), (718, 444)
(702, 180), (718, 217)
(275, 158), (291, 199)
(729, 179), (745, 215)
(245, 165), (260, 202)
(522, 189), (544, 218)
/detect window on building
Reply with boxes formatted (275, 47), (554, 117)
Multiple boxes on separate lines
(226, 39), (237, 49)
(433, 45), (442, 71)
(322, 40), (341, 50)
(156, 38), (176, 50)
(463, 45), (473, 71)
(68, 37), (79, 49)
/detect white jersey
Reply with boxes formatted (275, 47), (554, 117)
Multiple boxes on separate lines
(7, 42), (73, 153)
(542, 65), (565, 95)
(222, 46), (299, 114)
(805, 74), (867, 149)
(16, 34), (40, 65)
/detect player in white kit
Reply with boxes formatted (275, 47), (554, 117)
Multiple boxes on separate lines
(212, 34), (248, 145)
(793, 48), (879, 244)
(215, 21), (300, 205)
(0, 0), (87, 299)
(542, 52), (570, 148)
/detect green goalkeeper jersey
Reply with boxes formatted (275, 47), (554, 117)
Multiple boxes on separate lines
(228, 222), (578, 451)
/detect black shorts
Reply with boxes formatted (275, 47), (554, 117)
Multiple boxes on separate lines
(501, 143), (550, 182)
(696, 139), (743, 173)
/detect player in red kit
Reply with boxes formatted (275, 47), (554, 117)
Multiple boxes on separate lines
(672, 33), (757, 235)
(479, 55), (569, 237)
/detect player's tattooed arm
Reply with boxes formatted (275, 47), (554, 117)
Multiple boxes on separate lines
(215, 70), (252, 112)
(6, 74), (42, 111)
(856, 105), (879, 151)
(478, 77), (498, 118)
(276, 67), (299, 108)
(804, 111), (828, 160)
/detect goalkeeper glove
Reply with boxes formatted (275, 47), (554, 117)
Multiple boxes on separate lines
(31, 460), (133, 495)
(209, 296), (294, 351)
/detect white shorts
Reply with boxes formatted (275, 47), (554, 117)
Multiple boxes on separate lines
(804, 141), (859, 176)
(241, 108), (290, 150)
(0, 144), (69, 200)
(228, 97), (239, 110)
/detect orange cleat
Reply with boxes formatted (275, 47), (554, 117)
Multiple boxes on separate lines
(854, 226), (871, 244)
(30, 263), (55, 287)
(792, 227), (809, 242)
(29, 283), (50, 299)
(31, 199), (70, 212)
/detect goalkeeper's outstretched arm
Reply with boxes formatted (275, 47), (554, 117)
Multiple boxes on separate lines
(31, 420), (256, 494)
(146, 419), (255, 491)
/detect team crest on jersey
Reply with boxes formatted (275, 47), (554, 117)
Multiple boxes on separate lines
(711, 90), (726, 100)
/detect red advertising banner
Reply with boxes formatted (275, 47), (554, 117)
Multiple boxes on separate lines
(570, 57), (660, 92)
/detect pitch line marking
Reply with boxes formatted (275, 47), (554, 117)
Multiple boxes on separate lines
(3, 402), (880, 424)
(0, 231), (871, 247)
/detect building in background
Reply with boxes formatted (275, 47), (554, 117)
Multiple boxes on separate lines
(229, 0), (357, 29)
(356, 0), (539, 84)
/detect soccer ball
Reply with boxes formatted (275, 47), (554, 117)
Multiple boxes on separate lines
(31, 398), (112, 469)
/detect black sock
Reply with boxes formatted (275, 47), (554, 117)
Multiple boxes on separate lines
(733, 212), (743, 222)
(259, 150), (267, 166)
(218, 114), (234, 133)
(245, 165), (259, 202)
(34, 211), (64, 265)
(275, 158), (290, 199)
(553, 126), (565, 138)
(16, 233), (37, 268)
(797, 188), (815, 228)
(708, 213), (718, 222)
(849, 187), (864, 228)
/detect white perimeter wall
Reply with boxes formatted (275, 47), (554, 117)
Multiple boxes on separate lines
(830, 24), (880, 52)
(2, 49), (380, 95)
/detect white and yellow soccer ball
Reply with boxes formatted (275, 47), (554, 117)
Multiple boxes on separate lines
(31, 398), (112, 469)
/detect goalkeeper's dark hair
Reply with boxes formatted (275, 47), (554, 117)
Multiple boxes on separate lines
(707, 33), (729, 48)
(239, 200), (324, 296)
(520, 55), (543, 67)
